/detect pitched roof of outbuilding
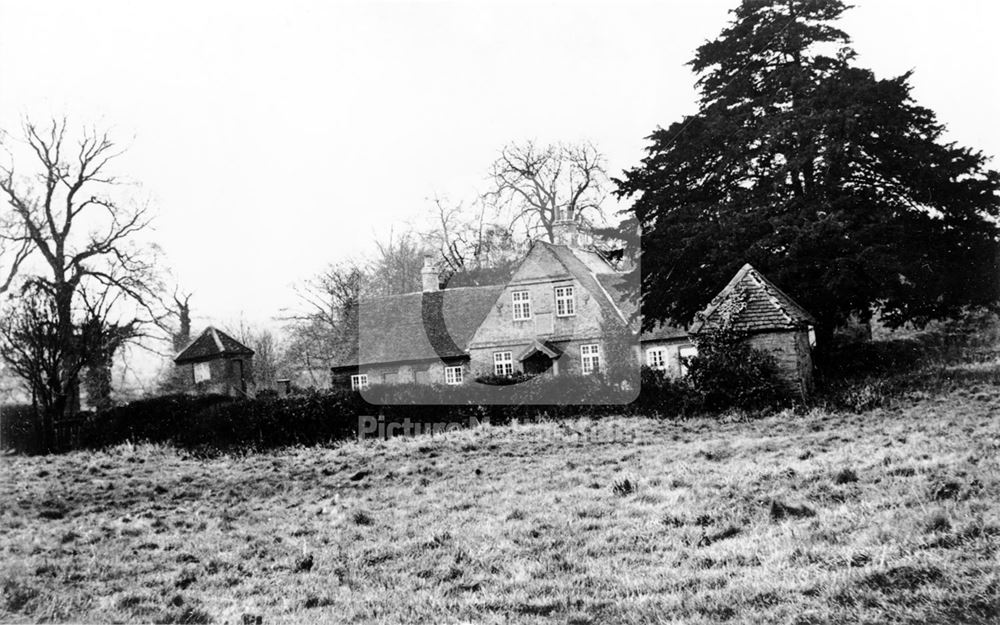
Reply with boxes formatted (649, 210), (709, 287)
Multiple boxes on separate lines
(331, 285), (505, 369)
(689, 264), (816, 335)
(174, 326), (254, 363)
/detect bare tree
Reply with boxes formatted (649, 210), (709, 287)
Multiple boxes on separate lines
(0, 119), (160, 438)
(422, 195), (521, 285)
(284, 262), (363, 386)
(484, 141), (609, 242)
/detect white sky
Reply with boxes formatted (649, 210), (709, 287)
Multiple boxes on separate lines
(2, 0), (998, 331)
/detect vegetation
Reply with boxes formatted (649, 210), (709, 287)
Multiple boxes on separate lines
(616, 0), (1000, 339)
(2, 384), (998, 623)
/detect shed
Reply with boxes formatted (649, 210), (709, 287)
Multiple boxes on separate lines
(690, 264), (817, 398)
(174, 326), (255, 397)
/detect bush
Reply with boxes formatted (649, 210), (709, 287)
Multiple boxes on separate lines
(0, 404), (36, 451)
(685, 330), (784, 411)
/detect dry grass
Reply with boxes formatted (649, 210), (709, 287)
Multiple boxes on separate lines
(2, 386), (999, 623)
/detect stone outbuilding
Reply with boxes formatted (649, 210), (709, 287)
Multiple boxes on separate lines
(690, 263), (817, 398)
(174, 326), (255, 397)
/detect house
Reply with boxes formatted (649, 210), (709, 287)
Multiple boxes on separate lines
(174, 326), (255, 397)
(690, 263), (817, 397)
(331, 218), (816, 395)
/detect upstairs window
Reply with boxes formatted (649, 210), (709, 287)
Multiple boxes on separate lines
(494, 351), (514, 376)
(554, 286), (575, 317)
(646, 348), (667, 370)
(581, 343), (601, 375)
(193, 362), (211, 383)
(445, 366), (463, 385)
(351, 374), (369, 390)
(512, 290), (531, 320)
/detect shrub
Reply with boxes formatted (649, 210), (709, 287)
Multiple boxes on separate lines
(685, 330), (784, 411)
(0, 404), (36, 451)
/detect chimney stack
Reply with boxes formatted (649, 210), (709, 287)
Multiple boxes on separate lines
(421, 255), (440, 292)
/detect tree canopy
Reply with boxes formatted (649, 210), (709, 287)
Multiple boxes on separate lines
(616, 0), (1000, 336)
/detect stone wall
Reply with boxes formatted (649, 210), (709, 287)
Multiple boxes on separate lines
(745, 330), (813, 398)
(178, 355), (254, 397)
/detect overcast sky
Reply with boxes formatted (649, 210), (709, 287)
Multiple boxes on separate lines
(1, 0), (998, 331)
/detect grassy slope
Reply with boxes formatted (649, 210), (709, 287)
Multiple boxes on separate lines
(2, 382), (999, 624)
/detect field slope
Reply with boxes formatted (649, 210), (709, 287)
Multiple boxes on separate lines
(2, 388), (999, 624)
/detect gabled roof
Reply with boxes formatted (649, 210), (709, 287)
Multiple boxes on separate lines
(690, 264), (816, 335)
(540, 242), (629, 327)
(517, 339), (561, 361)
(331, 285), (504, 369)
(174, 326), (254, 363)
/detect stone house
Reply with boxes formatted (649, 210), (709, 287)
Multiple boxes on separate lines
(689, 263), (817, 397)
(330, 220), (816, 394)
(174, 326), (255, 397)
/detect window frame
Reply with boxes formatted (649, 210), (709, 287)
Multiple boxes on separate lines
(193, 362), (211, 383)
(580, 343), (601, 375)
(444, 365), (464, 385)
(554, 285), (576, 317)
(678, 345), (698, 376)
(350, 374), (369, 390)
(511, 290), (532, 321)
(646, 347), (667, 370)
(493, 351), (514, 376)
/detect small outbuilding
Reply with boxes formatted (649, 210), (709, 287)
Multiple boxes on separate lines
(690, 264), (817, 398)
(174, 326), (255, 397)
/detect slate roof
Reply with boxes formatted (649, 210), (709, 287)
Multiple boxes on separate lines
(331, 285), (505, 369)
(174, 326), (254, 364)
(595, 273), (689, 341)
(689, 264), (816, 335)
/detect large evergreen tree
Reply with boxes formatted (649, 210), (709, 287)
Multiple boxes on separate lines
(617, 0), (999, 340)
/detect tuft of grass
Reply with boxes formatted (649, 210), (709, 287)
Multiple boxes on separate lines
(834, 467), (859, 484)
(611, 477), (637, 497)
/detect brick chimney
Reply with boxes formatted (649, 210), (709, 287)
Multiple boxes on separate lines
(552, 208), (590, 248)
(421, 255), (440, 292)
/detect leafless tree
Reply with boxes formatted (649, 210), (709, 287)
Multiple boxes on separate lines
(0, 119), (161, 439)
(284, 261), (364, 386)
(422, 195), (521, 284)
(484, 140), (609, 242)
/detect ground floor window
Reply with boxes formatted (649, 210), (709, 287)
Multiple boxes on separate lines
(351, 374), (369, 390)
(581, 343), (600, 374)
(445, 365), (463, 385)
(494, 351), (513, 376)
(679, 345), (698, 376)
(646, 347), (667, 370)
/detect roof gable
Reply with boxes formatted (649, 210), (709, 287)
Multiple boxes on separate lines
(690, 264), (816, 334)
(175, 327), (254, 363)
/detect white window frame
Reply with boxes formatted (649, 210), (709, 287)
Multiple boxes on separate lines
(494, 351), (514, 376)
(646, 347), (667, 370)
(193, 362), (211, 383)
(350, 374), (369, 390)
(581, 343), (601, 375)
(554, 286), (576, 317)
(679, 346), (698, 376)
(511, 290), (531, 321)
(444, 365), (463, 385)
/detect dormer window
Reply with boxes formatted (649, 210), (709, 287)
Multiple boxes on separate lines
(512, 290), (531, 320)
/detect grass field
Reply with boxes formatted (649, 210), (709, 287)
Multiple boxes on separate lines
(2, 375), (999, 624)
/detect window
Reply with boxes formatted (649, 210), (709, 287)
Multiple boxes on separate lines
(494, 351), (514, 376)
(646, 348), (667, 370)
(350, 374), (369, 390)
(554, 286), (575, 317)
(679, 346), (698, 376)
(511, 290), (531, 320)
(193, 362), (211, 383)
(445, 366), (463, 385)
(581, 343), (600, 375)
